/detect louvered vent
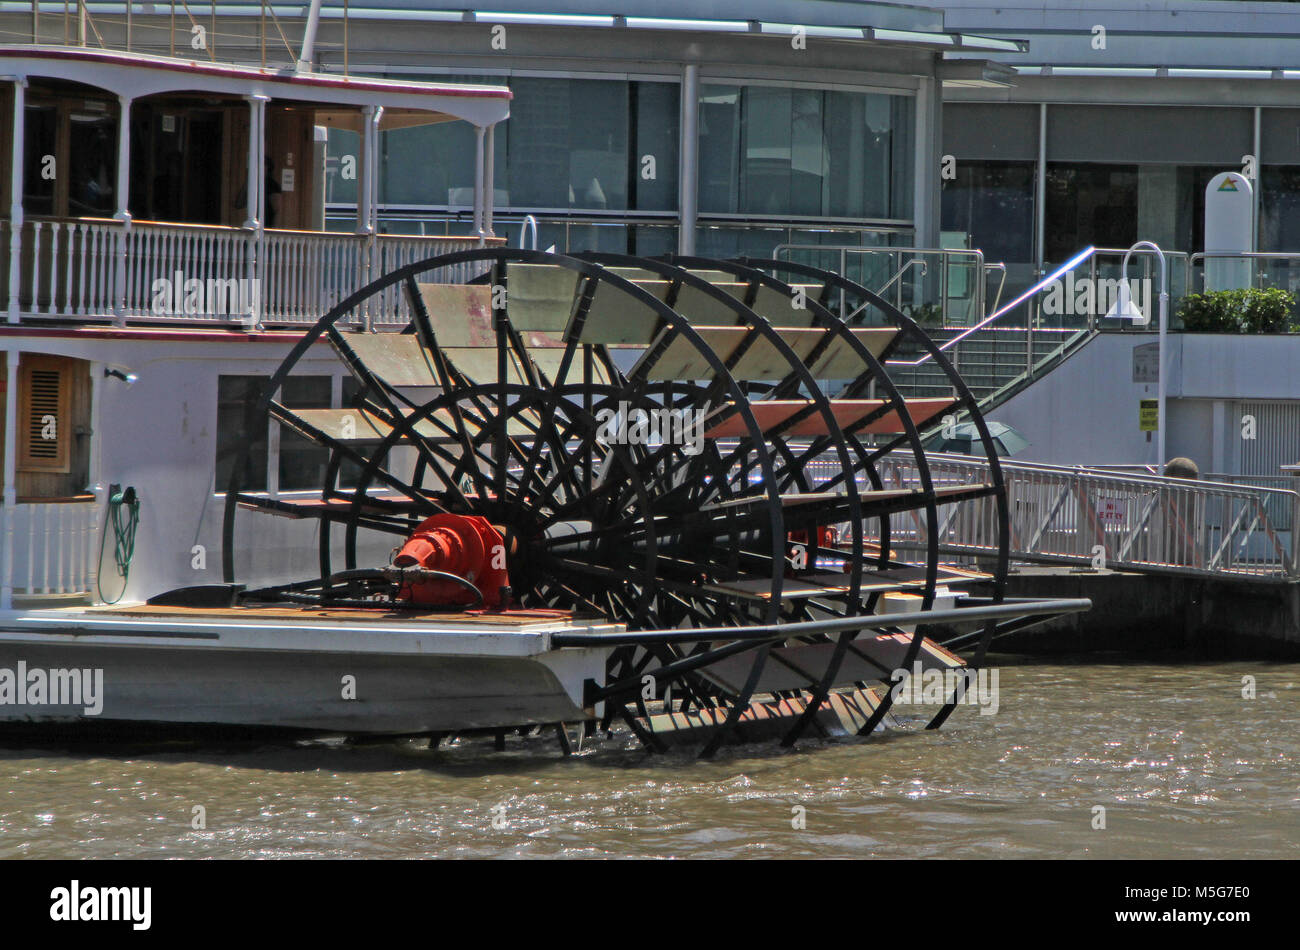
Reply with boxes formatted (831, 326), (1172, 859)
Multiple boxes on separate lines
(25, 369), (61, 459)
(17, 356), (71, 474)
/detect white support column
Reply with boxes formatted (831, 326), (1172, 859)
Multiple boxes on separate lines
(1035, 103), (1048, 279)
(357, 104), (381, 331)
(7, 78), (26, 324)
(244, 95), (267, 230)
(357, 104), (376, 236)
(678, 63), (699, 256)
(296, 0), (324, 72)
(472, 124), (485, 237)
(369, 105), (383, 235)
(245, 95), (267, 328)
(1, 348), (19, 609)
(483, 124), (495, 237)
(112, 94), (133, 326)
(911, 76), (941, 249)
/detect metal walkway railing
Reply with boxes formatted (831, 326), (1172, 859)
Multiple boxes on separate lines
(810, 452), (1300, 583)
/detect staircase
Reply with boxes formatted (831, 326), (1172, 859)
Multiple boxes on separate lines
(886, 325), (1093, 408)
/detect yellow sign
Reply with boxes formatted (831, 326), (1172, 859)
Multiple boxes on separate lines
(1139, 399), (1159, 432)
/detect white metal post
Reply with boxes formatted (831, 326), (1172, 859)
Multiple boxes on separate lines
(1121, 241), (1169, 468)
(1, 348), (19, 609)
(472, 124), (485, 237)
(246, 95), (267, 328)
(483, 124), (495, 237)
(297, 0), (324, 72)
(678, 63), (699, 256)
(7, 78), (25, 324)
(112, 94), (133, 325)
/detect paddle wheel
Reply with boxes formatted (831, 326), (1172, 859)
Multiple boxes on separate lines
(219, 248), (1086, 755)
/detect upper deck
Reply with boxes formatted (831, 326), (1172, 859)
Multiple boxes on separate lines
(1, 44), (510, 328)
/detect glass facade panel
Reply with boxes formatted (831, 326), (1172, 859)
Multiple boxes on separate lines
(506, 77), (627, 210)
(325, 128), (359, 206)
(1045, 163), (1217, 261)
(698, 84), (913, 220)
(696, 224), (905, 261)
(941, 160), (1035, 265)
(1260, 166), (1300, 252)
(631, 81), (680, 212)
(328, 77), (679, 217)
(324, 77), (921, 250)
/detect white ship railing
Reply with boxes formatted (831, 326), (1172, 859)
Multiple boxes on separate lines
(1, 497), (100, 600)
(3, 218), (497, 327)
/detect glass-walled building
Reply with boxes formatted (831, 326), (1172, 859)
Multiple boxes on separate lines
(297, 0), (1024, 259)
(936, 0), (1300, 306)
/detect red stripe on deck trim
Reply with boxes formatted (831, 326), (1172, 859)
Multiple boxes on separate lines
(0, 325), (327, 343)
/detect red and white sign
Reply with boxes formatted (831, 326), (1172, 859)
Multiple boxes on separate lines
(1097, 498), (1126, 526)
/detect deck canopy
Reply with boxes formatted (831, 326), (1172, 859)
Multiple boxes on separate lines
(0, 45), (512, 128)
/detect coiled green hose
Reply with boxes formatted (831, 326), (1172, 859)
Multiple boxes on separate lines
(97, 486), (139, 605)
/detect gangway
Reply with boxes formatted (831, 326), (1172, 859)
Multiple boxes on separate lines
(813, 451), (1300, 584)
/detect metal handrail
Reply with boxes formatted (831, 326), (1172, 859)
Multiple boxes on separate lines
(888, 245), (1097, 368)
(773, 244), (987, 327)
(984, 261), (1007, 315)
(1187, 250), (1300, 294)
(876, 258), (927, 297)
(519, 214), (539, 251)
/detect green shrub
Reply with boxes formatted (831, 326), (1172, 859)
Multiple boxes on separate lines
(903, 302), (944, 327)
(1177, 287), (1298, 333)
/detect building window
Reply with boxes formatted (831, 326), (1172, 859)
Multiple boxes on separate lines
(941, 160), (1035, 265)
(1260, 166), (1300, 253)
(698, 84), (913, 221)
(326, 76), (679, 216)
(1045, 162), (1220, 263)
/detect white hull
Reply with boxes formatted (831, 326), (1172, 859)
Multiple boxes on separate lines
(0, 607), (614, 735)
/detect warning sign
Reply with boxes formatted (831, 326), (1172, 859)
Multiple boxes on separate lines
(1139, 398), (1159, 432)
(1097, 498), (1127, 526)
(1132, 342), (1159, 383)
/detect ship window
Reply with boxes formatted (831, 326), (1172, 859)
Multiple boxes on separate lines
(278, 376), (333, 491)
(215, 375), (269, 492)
(22, 105), (57, 216)
(217, 374), (363, 494)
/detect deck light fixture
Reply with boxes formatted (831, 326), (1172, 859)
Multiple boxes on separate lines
(104, 367), (138, 386)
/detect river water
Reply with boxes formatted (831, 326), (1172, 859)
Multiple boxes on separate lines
(1, 659), (1296, 859)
